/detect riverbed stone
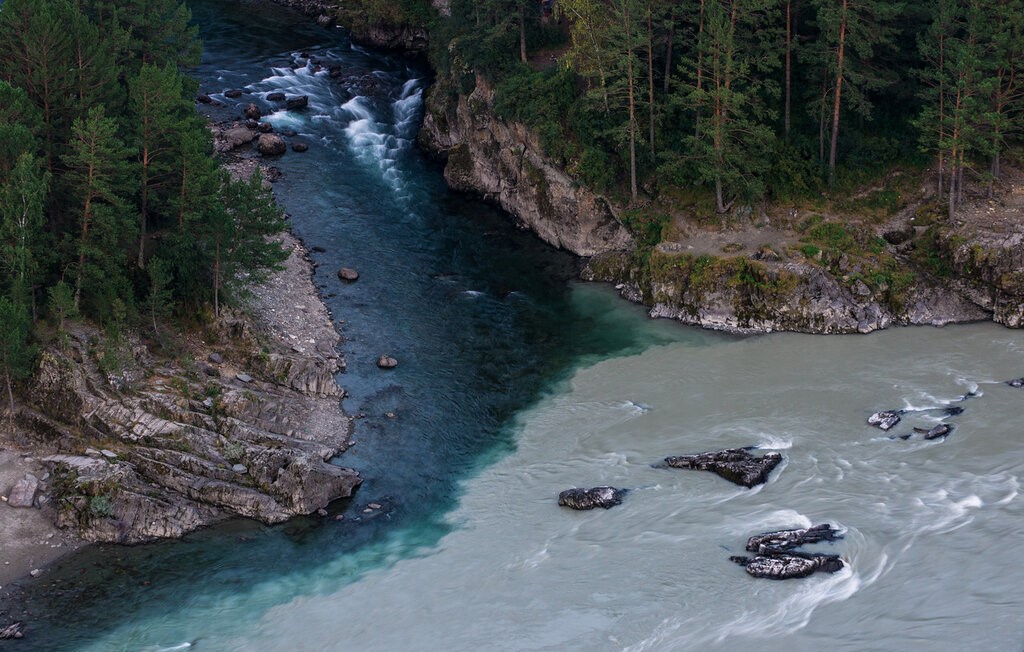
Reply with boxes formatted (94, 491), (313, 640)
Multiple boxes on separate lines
(243, 103), (261, 120)
(377, 355), (398, 369)
(257, 133), (287, 156)
(337, 267), (359, 282)
(663, 448), (782, 488)
(7, 474), (39, 508)
(558, 486), (626, 510)
(266, 91), (286, 101)
(224, 89), (244, 98)
(286, 95), (309, 111)
(292, 142), (309, 152)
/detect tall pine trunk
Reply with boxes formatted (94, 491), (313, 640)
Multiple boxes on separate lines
(519, 5), (527, 64)
(662, 9), (675, 93)
(828, 0), (848, 185)
(647, 7), (655, 158)
(784, 0), (792, 139)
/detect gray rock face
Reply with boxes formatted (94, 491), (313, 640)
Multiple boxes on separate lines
(664, 448), (782, 488)
(7, 474), (39, 508)
(25, 324), (359, 545)
(419, 76), (633, 257)
(257, 133), (287, 156)
(557, 486), (626, 510)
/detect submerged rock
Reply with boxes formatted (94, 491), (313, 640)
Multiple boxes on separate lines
(337, 267), (359, 282)
(1006, 378), (1024, 388)
(867, 410), (903, 431)
(663, 448), (782, 488)
(913, 423), (954, 440)
(731, 524), (845, 579)
(557, 486), (626, 510)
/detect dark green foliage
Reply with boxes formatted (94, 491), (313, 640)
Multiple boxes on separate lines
(0, 0), (287, 397)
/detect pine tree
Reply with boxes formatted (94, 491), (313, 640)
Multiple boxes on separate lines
(62, 106), (131, 312)
(0, 82), (43, 179)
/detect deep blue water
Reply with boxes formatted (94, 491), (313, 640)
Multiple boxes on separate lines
(0, 2), (702, 648)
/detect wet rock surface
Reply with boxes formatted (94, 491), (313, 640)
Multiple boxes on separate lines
(868, 410), (903, 431)
(663, 448), (783, 488)
(557, 487), (626, 510)
(730, 524), (845, 579)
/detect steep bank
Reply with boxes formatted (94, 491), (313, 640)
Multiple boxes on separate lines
(419, 75), (634, 257)
(264, 0), (430, 52)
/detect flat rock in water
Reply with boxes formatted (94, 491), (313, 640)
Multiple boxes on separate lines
(730, 553), (844, 579)
(7, 475), (39, 508)
(557, 486), (626, 510)
(745, 524), (842, 554)
(377, 355), (398, 369)
(867, 410), (902, 431)
(266, 91), (286, 101)
(913, 423), (953, 440)
(664, 448), (782, 487)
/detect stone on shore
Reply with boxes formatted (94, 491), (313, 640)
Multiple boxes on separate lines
(208, 352), (224, 364)
(377, 355), (398, 369)
(7, 474), (39, 508)
(196, 93), (213, 104)
(236, 373), (253, 383)
(222, 127), (257, 150)
(232, 464), (248, 475)
(558, 486), (625, 510)
(664, 448), (782, 488)
(337, 267), (359, 282)
(257, 133), (287, 156)
(867, 410), (902, 431)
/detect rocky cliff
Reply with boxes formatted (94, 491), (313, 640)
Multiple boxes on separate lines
(419, 75), (634, 257)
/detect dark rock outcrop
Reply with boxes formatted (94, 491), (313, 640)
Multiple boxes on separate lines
(266, 91), (286, 102)
(557, 486), (625, 510)
(730, 524), (845, 579)
(913, 423), (953, 440)
(664, 448), (782, 488)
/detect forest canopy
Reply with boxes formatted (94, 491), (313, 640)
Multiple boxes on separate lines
(0, 0), (287, 409)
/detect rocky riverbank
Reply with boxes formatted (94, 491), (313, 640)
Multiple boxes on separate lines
(0, 168), (357, 595)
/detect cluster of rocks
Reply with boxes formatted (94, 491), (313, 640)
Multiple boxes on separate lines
(730, 524), (845, 579)
(209, 90), (312, 156)
(867, 387), (981, 440)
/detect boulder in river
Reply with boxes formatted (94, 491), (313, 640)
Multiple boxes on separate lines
(557, 486), (626, 510)
(730, 552), (844, 579)
(257, 122), (273, 133)
(285, 95), (309, 111)
(292, 142), (309, 152)
(663, 448), (782, 488)
(730, 524), (845, 579)
(266, 91), (286, 102)
(243, 102), (261, 120)
(224, 88), (244, 98)
(1006, 377), (1024, 387)
(337, 267), (359, 282)
(377, 354), (398, 369)
(257, 133), (287, 156)
(867, 410), (903, 431)
(196, 93), (213, 104)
